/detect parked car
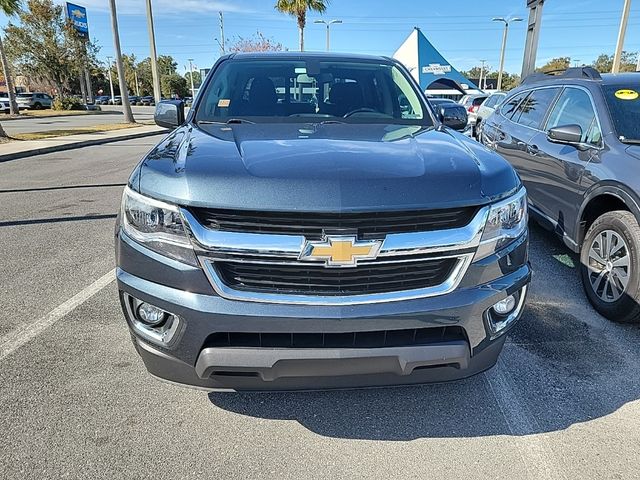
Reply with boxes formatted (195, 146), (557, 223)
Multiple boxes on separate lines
(109, 96), (122, 105)
(0, 97), (10, 113)
(116, 52), (530, 391)
(474, 92), (507, 140)
(16, 92), (53, 109)
(481, 66), (640, 323)
(94, 95), (111, 105)
(459, 93), (488, 136)
(128, 95), (140, 105)
(140, 96), (155, 106)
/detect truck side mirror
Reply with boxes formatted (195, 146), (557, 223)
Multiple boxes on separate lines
(155, 100), (185, 129)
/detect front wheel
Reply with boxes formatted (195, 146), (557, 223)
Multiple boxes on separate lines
(33, 102), (42, 110)
(580, 210), (640, 323)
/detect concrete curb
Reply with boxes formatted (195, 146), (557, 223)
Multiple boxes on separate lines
(0, 129), (165, 163)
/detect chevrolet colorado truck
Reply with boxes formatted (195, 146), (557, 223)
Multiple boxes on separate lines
(115, 52), (530, 391)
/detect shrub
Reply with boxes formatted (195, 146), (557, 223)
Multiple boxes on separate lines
(52, 95), (85, 111)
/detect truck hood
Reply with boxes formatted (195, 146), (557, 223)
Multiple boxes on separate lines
(136, 122), (519, 211)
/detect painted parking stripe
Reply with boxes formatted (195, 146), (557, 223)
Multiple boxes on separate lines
(0, 268), (116, 361)
(484, 356), (565, 480)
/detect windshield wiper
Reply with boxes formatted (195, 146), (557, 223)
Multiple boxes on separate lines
(225, 118), (255, 124)
(197, 118), (255, 125)
(619, 137), (640, 145)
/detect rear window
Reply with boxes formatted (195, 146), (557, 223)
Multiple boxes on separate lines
(602, 84), (640, 142)
(196, 58), (432, 125)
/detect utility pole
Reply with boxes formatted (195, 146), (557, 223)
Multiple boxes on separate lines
(106, 56), (115, 104)
(188, 59), (195, 97)
(146, 0), (162, 103)
(493, 17), (523, 91)
(108, 0), (134, 123)
(479, 60), (486, 90)
(612, 0), (632, 73)
(134, 68), (140, 96)
(314, 19), (342, 51)
(219, 11), (225, 56)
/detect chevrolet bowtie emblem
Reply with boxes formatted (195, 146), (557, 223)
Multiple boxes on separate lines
(299, 235), (383, 267)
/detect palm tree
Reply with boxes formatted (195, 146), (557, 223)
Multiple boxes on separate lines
(275, 0), (328, 52)
(0, 0), (21, 135)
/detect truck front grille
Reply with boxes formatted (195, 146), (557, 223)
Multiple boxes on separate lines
(213, 256), (458, 296)
(203, 326), (466, 349)
(189, 206), (480, 240)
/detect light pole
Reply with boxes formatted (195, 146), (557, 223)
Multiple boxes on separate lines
(314, 19), (342, 51)
(492, 16), (523, 91)
(106, 56), (115, 105)
(109, 0), (134, 123)
(145, 0), (162, 104)
(612, 0), (632, 73)
(188, 58), (195, 97)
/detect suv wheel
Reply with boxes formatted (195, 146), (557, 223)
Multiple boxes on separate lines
(580, 210), (640, 323)
(33, 102), (42, 109)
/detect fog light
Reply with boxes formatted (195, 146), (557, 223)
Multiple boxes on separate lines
(137, 303), (167, 326)
(492, 295), (516, 315)
(486, 285), (528, 336)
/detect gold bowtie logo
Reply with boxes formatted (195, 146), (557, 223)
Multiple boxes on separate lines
(300, 236), (382, 267)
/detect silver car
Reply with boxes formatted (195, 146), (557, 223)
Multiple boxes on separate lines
(475, 92), (507, 140)
(16, 92), (53, 110)
(459, 94), (488, 136)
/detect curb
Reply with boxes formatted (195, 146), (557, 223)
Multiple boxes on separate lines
(0, 129), (165, 163)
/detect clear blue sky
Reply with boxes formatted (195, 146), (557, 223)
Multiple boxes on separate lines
(5, 0), (640, 75)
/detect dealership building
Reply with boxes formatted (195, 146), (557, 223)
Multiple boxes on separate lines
(393, 27), (483, 98)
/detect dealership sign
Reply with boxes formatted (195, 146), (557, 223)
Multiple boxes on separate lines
(422, 64), (452, 75)
(66, 3), (88, 38)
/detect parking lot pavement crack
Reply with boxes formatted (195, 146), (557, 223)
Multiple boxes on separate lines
(0, 268), (116, 361)
(484, 358), (566, 480)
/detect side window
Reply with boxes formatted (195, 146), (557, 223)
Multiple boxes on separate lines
(501, 92), (527, 118)
(546, 88), (599, 144)
(512, 87), (560, 129)
(483, 96), (497, 108)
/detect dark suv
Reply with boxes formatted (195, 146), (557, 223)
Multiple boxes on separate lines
(481, 67), (640, 323)
(116, 52), (530, 390)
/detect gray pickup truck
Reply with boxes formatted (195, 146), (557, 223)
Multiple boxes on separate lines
(115, 52), (530, 391)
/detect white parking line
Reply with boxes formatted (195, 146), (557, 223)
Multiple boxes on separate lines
(484, 356), (565, 480)
(0, 268), (116, 361)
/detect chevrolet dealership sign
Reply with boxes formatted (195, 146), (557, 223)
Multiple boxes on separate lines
(66, 3), (89, 38)
(422, 64), (452, 75)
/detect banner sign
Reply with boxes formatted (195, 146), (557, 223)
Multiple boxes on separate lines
(422, 64), (452, 75)
(66, 3), (89, 38)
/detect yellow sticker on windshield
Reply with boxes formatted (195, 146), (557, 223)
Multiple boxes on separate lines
(218, 99), (231, 107)
(614, 89), (639, 100)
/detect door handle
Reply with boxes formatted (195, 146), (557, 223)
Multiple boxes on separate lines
(527, 144), (540, 155)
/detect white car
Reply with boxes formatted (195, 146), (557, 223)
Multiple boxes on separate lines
(0, 97), (10, 113)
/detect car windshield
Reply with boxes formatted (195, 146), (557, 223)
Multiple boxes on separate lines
(602, 84), (640, 142)
(195, 58), (432, 125)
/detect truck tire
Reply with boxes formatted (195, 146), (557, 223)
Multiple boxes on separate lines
(580, 210), (640, 323)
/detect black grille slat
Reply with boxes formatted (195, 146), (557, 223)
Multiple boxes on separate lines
(203, 327), (466, 349)
(215, 257), (457, 296)
(191, 206), (480, 239)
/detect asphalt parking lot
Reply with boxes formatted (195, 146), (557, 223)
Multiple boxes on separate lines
(1, 136), (639, 479)
(1, 106), (155, 136)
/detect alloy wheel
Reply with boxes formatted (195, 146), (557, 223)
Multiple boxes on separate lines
(587, 229), (631, 302)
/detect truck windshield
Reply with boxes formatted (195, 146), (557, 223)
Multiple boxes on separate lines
(195, 58), (432, 125)
(602, 84), (640, 142)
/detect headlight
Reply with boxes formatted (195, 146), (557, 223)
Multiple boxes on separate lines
(474, 187), (527, 260)
(120, 186), (197, 266)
